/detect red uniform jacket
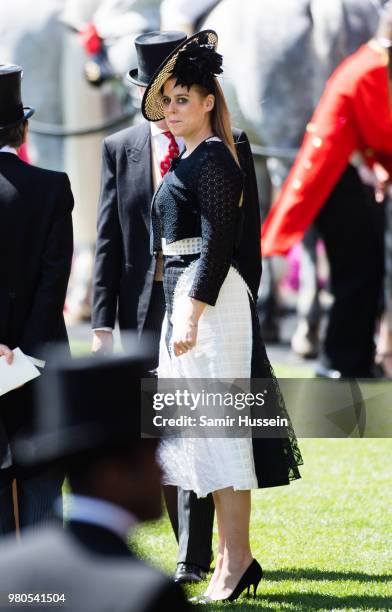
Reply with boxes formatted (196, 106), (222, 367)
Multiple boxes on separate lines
(261, 42), (392, 256)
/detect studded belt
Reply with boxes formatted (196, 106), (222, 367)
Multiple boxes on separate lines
(161, 237), (202, 255)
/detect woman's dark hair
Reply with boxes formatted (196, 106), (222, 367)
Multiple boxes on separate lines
(0, 120), (27, 149)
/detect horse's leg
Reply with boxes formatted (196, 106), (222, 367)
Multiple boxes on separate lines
(61, 15), (104, 322)
(258, 156), (280, 343)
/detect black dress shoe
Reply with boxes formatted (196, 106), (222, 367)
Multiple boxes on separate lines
(315, 364), (379, 379)
(174, 563), (206, 584)
(315, 364), (343, 379)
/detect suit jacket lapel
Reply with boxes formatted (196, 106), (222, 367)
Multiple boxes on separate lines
(125, 123), (153, 231)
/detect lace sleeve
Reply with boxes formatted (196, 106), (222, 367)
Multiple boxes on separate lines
(188, 148), (243, 305)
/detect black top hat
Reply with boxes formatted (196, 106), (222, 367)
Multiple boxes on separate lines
(128, 30), (187, 87)
(14, 337), (156, 467)
(0, 64), (34, 130)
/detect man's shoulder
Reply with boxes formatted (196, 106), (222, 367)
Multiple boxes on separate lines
(331, 43), (384, 90)
(0, 525), (179, 603)
(104, 121), (150, 152)
(232, 128), (251, 153)
(232, 126), (244, 140)
(18, 160), (69, 186)
(0, 524), (67, 570)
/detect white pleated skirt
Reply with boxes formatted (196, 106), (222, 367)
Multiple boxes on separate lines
(158, 261), (259, 498)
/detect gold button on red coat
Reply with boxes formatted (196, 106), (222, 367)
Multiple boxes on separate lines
(292, 179), (302, 190)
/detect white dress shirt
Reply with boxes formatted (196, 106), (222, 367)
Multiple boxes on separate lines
(150, 121), (184, 165)
(0, 146), (17, 155)
(62, 494), (138, 542)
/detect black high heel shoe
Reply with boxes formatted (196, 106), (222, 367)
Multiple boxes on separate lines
(195, 559), (263, 604)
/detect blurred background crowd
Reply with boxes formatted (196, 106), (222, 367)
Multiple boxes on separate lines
(2, 0), (392, 377)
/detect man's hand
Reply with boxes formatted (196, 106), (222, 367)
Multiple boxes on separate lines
(91, 330), (114, 355)
(0, 344), (14, 365)
(373, 162), (390, 203)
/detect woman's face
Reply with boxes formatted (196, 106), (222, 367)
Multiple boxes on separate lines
(161, 78), (214, 139)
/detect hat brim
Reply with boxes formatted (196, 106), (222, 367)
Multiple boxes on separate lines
(126, 68), (150, 87)
(141, 30), (218, 122)
(0, 106), (35, 130)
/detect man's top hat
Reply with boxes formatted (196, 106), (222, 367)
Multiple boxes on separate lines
(0, 64), (34, 130)
(128, 31), (187, 87)
(15, 337), (156, 467)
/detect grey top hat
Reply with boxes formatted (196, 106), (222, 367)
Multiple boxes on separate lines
(128, 30), (187, 87)
(0, 64), (34, 130)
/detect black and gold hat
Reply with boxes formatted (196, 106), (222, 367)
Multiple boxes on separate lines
(141, 30), (220, 122)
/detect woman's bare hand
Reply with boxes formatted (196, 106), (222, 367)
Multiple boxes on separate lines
(171, 297), (206, 356)
(0, 344), (14, 365)
(172, 320), (198, 356)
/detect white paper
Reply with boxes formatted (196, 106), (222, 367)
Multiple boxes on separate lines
(25, 354), (46, 369)
(0, 347), (41, 397)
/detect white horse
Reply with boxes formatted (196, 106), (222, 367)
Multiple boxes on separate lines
(0, 0), (161, 321)
(202, 0), (386, 184)
(201, 0), (388, 350)
(60, 0), (160, 320)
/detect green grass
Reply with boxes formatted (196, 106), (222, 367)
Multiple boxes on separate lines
(68, 337), (392, 610)
(130, 440), (392, 611)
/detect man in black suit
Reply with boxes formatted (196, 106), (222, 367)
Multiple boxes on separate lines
(0, 349), (190, 612)
(91, 31), (261, 583)
(0, 65), (73, 535)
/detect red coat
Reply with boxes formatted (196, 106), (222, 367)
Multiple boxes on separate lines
(261, 42), (392, 256)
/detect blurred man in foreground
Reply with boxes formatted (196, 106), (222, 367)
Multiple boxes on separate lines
(0, 348), (190, 611)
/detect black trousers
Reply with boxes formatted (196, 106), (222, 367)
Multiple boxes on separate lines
(0, 465), (64, 536)
(144, 282), (214, 569)
(315, 165), (384, 376)
(142, 281), (167, 370)
(0, 380), (65, 536)
(143, 281), (214, 571)
(164, 486), (214, 571)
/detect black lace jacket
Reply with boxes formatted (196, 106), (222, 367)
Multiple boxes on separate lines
(151, 139), (244, 306)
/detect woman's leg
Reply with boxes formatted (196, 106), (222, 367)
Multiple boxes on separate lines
(208, 488), (253, 600)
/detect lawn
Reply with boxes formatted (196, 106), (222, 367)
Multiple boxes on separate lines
(69, 337), (392, 610)
(130, 438), (392, 611)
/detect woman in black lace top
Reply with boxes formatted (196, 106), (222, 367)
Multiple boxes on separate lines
(142, 31), (303, 603)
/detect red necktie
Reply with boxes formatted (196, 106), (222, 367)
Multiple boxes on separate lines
(160, 131), (180, 177)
